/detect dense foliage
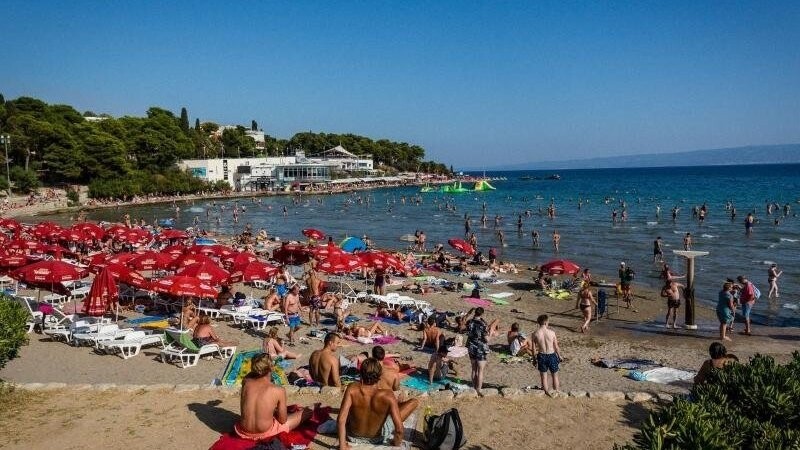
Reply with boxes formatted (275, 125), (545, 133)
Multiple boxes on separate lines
(0, 296), (29, 369)
(0, 94), (449, 198)
(619, 353), (800, 449)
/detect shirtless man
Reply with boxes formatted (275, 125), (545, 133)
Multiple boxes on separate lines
(235, 354), (312, 441)
(683, 232), (692, 250)
(262, 288), (281, 311)
(305, 266), (323, 327)
(532, 314), (563, 395)
(552, 230), (560, 253)
(283, 283), (302, 345)
(420, 316), (444, 351)
(428, 345), (458, 384)
(337, 358), (419, 448)
(309, 332), (342, 387)
(372, 346), (400, 391)
(661, 279), (685, 329)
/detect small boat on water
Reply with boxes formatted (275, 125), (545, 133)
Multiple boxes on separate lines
(545, 174), (561, 180)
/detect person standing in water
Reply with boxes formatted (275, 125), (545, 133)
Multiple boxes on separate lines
(768, 263), (783, 299)
(552, 230), (560, 253)
(683, 233), (693, 250)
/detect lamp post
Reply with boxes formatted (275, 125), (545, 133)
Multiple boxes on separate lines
(0, 134), (10, 188)
(672, 250), (709, 329)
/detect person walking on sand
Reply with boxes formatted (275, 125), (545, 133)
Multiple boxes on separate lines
(532, 314), (562, 395)
(661, 279), (684, 329)
(736, 275), (757, 335)
(466, 307), (490, 396)
(576, 283), (596, 333)
(716, 282), (735, 341)
(768, 263), (783, 299)
(283, 283), (302, 346)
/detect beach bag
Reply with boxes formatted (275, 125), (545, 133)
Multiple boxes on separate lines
(425, 408), (467, 450)
(752, 284), (761, 300)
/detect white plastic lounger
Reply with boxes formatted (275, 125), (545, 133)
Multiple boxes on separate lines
(98, 331), (165, 359)
(243, 312), (287, 330)
(160, 329), (235, 368)
(72, 324), (134, 347)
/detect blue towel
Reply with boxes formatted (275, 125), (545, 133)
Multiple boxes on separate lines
(125, 315), (168, 325)
(368, 315), (403, 325)
(401, 373), (449, 392)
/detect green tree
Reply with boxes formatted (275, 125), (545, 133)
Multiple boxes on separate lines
(10, 166), (40, 193)
(0, 296), (28, 369)
(251, 120), (258, 131)
(180, 107), (190, 132)
(195, 118), (200, 130)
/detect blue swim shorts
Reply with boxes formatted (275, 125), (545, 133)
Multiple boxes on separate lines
(741, 302), (753, 321)
(537, 352), (560, 373)
(276, 284), (288, 298)
(288, 314), (301, 330)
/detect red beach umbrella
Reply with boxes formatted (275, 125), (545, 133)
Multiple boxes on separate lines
(105, 252), (139, 266)
(310, 242), (343, 259)
(156, 229), (189, 241)
(160, 244), (187, 258)
(11, 259), (86, 284)
(540, 259), (581, 276)
(151, 275), (218, 298)
(0, 253), (28, 268)
(117, 228), (152, 245)
(105, 224), (129, 238)
(102, 263), (150, 289)
(448, 238), (476, 255)
(272, 243), (310, 265)
(176, 261), (230, 286)
(169, 253), (218, 270)
(7, 239), (46, 253)
(187, 244), (235, 258)
(82, 268), (119, 317)
(317, 253), (363, 274)
(302, 228), (325, 240)
(72, 223), (104, 240)
(127, 251), (174, 271)
(228, 261), (279, 283)
(224, 251), (259, 271)
(0, 218), (22, 231)
(357, 251), (405, 272)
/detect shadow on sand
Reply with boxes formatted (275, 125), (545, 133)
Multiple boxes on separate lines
(188, 400), (239, 434)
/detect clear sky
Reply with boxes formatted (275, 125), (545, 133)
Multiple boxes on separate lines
(2, 1), (799, 168)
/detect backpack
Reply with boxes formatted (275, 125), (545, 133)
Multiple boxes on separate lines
(425, 408), (467, 450)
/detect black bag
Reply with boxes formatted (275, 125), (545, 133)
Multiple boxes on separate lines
(425, 408), (467, 450)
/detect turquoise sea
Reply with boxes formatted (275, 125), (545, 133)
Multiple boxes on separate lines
(49, 164), (800, 326)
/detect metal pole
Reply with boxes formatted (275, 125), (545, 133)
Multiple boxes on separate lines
(2, 135), (10, 188)
(685, 257), (695, 328)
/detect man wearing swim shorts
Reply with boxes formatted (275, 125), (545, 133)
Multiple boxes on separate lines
(532, 314), (562, 395)
(466, 307), (489, 396)
(662, 279), (684, 329)
(283, 283), (302, 345)
(236, 353), (312, 441)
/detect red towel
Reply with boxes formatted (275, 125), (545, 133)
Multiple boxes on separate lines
(209, 405), (331, 450)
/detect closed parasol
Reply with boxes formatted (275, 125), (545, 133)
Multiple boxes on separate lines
(82, 268), (119, 317)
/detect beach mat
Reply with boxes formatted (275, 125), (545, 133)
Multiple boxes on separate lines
(400, 371), (468, 392)
(367, 315), (403, 325)
(125, 315), (168, 325)
(138, 320), (170, 330)
(641, 367), (696, 384)
(220, 350), (290, 387)
(344, 335), (401, 346)
(321, 315), (359, 326)
(349, 413), (417, 450)
(462, 297), (492, 307)
(490, 292), (514, 299)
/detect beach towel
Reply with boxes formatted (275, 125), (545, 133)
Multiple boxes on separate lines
(125, 315), (168, 325)
(490, 298), (509, 305)
(400, 371), (466, 392)
(642, 367), (696, 384)
(209, 406), (330, 450)
(447, 346), (468, 358)
(462, 297), (492, 307)
(139, 320), (170, 330)
(490, 292), (514, 299)
(348, 412), (418, 450)
(491, 279), (513, 284)
(220, 350), (291, 387)
(321, 315), (359, 326)
(595, 358), (660, 370)
(343, 335), (401, 346)
(367, 315), (403, 325)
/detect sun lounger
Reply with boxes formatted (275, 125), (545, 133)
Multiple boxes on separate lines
(243, 312), (287, 330)
(98, 330), (165, 359)
(160, 329), (235, 368)
(73, 324), (135, 347)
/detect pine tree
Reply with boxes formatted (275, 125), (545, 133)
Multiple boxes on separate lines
(195, 118), (200, 130)
(0, 93), (4, 104)
(180, 107), (190, 132)
(251, 120), (258, 131)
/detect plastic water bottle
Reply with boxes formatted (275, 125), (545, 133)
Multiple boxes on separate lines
(423, 405), (433, 435)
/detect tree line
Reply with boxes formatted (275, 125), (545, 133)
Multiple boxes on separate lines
(0, 95), (450, 198)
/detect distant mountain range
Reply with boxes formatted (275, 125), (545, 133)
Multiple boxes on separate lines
(481, 144), (800, 171)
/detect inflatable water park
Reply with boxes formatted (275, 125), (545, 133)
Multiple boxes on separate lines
(420, 179), (496, 193)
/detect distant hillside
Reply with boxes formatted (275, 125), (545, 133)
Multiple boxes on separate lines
(489, 144), (800, 170)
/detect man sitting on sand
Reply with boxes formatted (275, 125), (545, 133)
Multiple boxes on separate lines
(507, 322), (534, 357)
(420, 316), (445, 351)
(372, 346), (400, 391)
(338, 358), (419, 448)
(428, 346), (458, 385)
(235, 353), (313, 441)
(309, 332), (342, 387)
(532, 314), (563, 395)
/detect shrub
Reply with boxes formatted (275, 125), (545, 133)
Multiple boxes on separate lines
(618, 353), (800, 449)
(66, 188), (80, 206)
(0, 296), (29, 369)
(10, 167), (40, 194)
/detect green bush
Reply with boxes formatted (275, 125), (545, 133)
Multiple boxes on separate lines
(619, 353), (800, 449)
(0, 296), (29, 369)
(66, 188), (80, 206)
(10, 167), (40, 194)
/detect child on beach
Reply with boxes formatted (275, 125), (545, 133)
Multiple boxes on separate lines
(532, 314), (563, 395)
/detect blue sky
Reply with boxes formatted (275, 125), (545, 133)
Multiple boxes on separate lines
(2, 1), (799, 167)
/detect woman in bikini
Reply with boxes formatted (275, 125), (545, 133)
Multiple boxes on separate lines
(262, 327), (301, 360)
(343, 322), (388, 338)
(577, 284), (597, 333)
(262, 288), (281, 311)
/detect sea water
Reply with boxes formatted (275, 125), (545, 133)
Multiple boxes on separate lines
(47, 164), (800, 326)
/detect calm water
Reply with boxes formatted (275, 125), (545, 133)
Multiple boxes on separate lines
(44, 164), (800, 326)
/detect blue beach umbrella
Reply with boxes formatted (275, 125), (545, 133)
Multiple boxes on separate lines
(340, 236), (367, 253)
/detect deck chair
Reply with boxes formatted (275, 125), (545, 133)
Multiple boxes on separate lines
(160, 329), (235, 368)
(243, 311), (287, 330)
(73, 323), (135, 347)
(98, 330), (165, 359)
(45, 317), (109, 343)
